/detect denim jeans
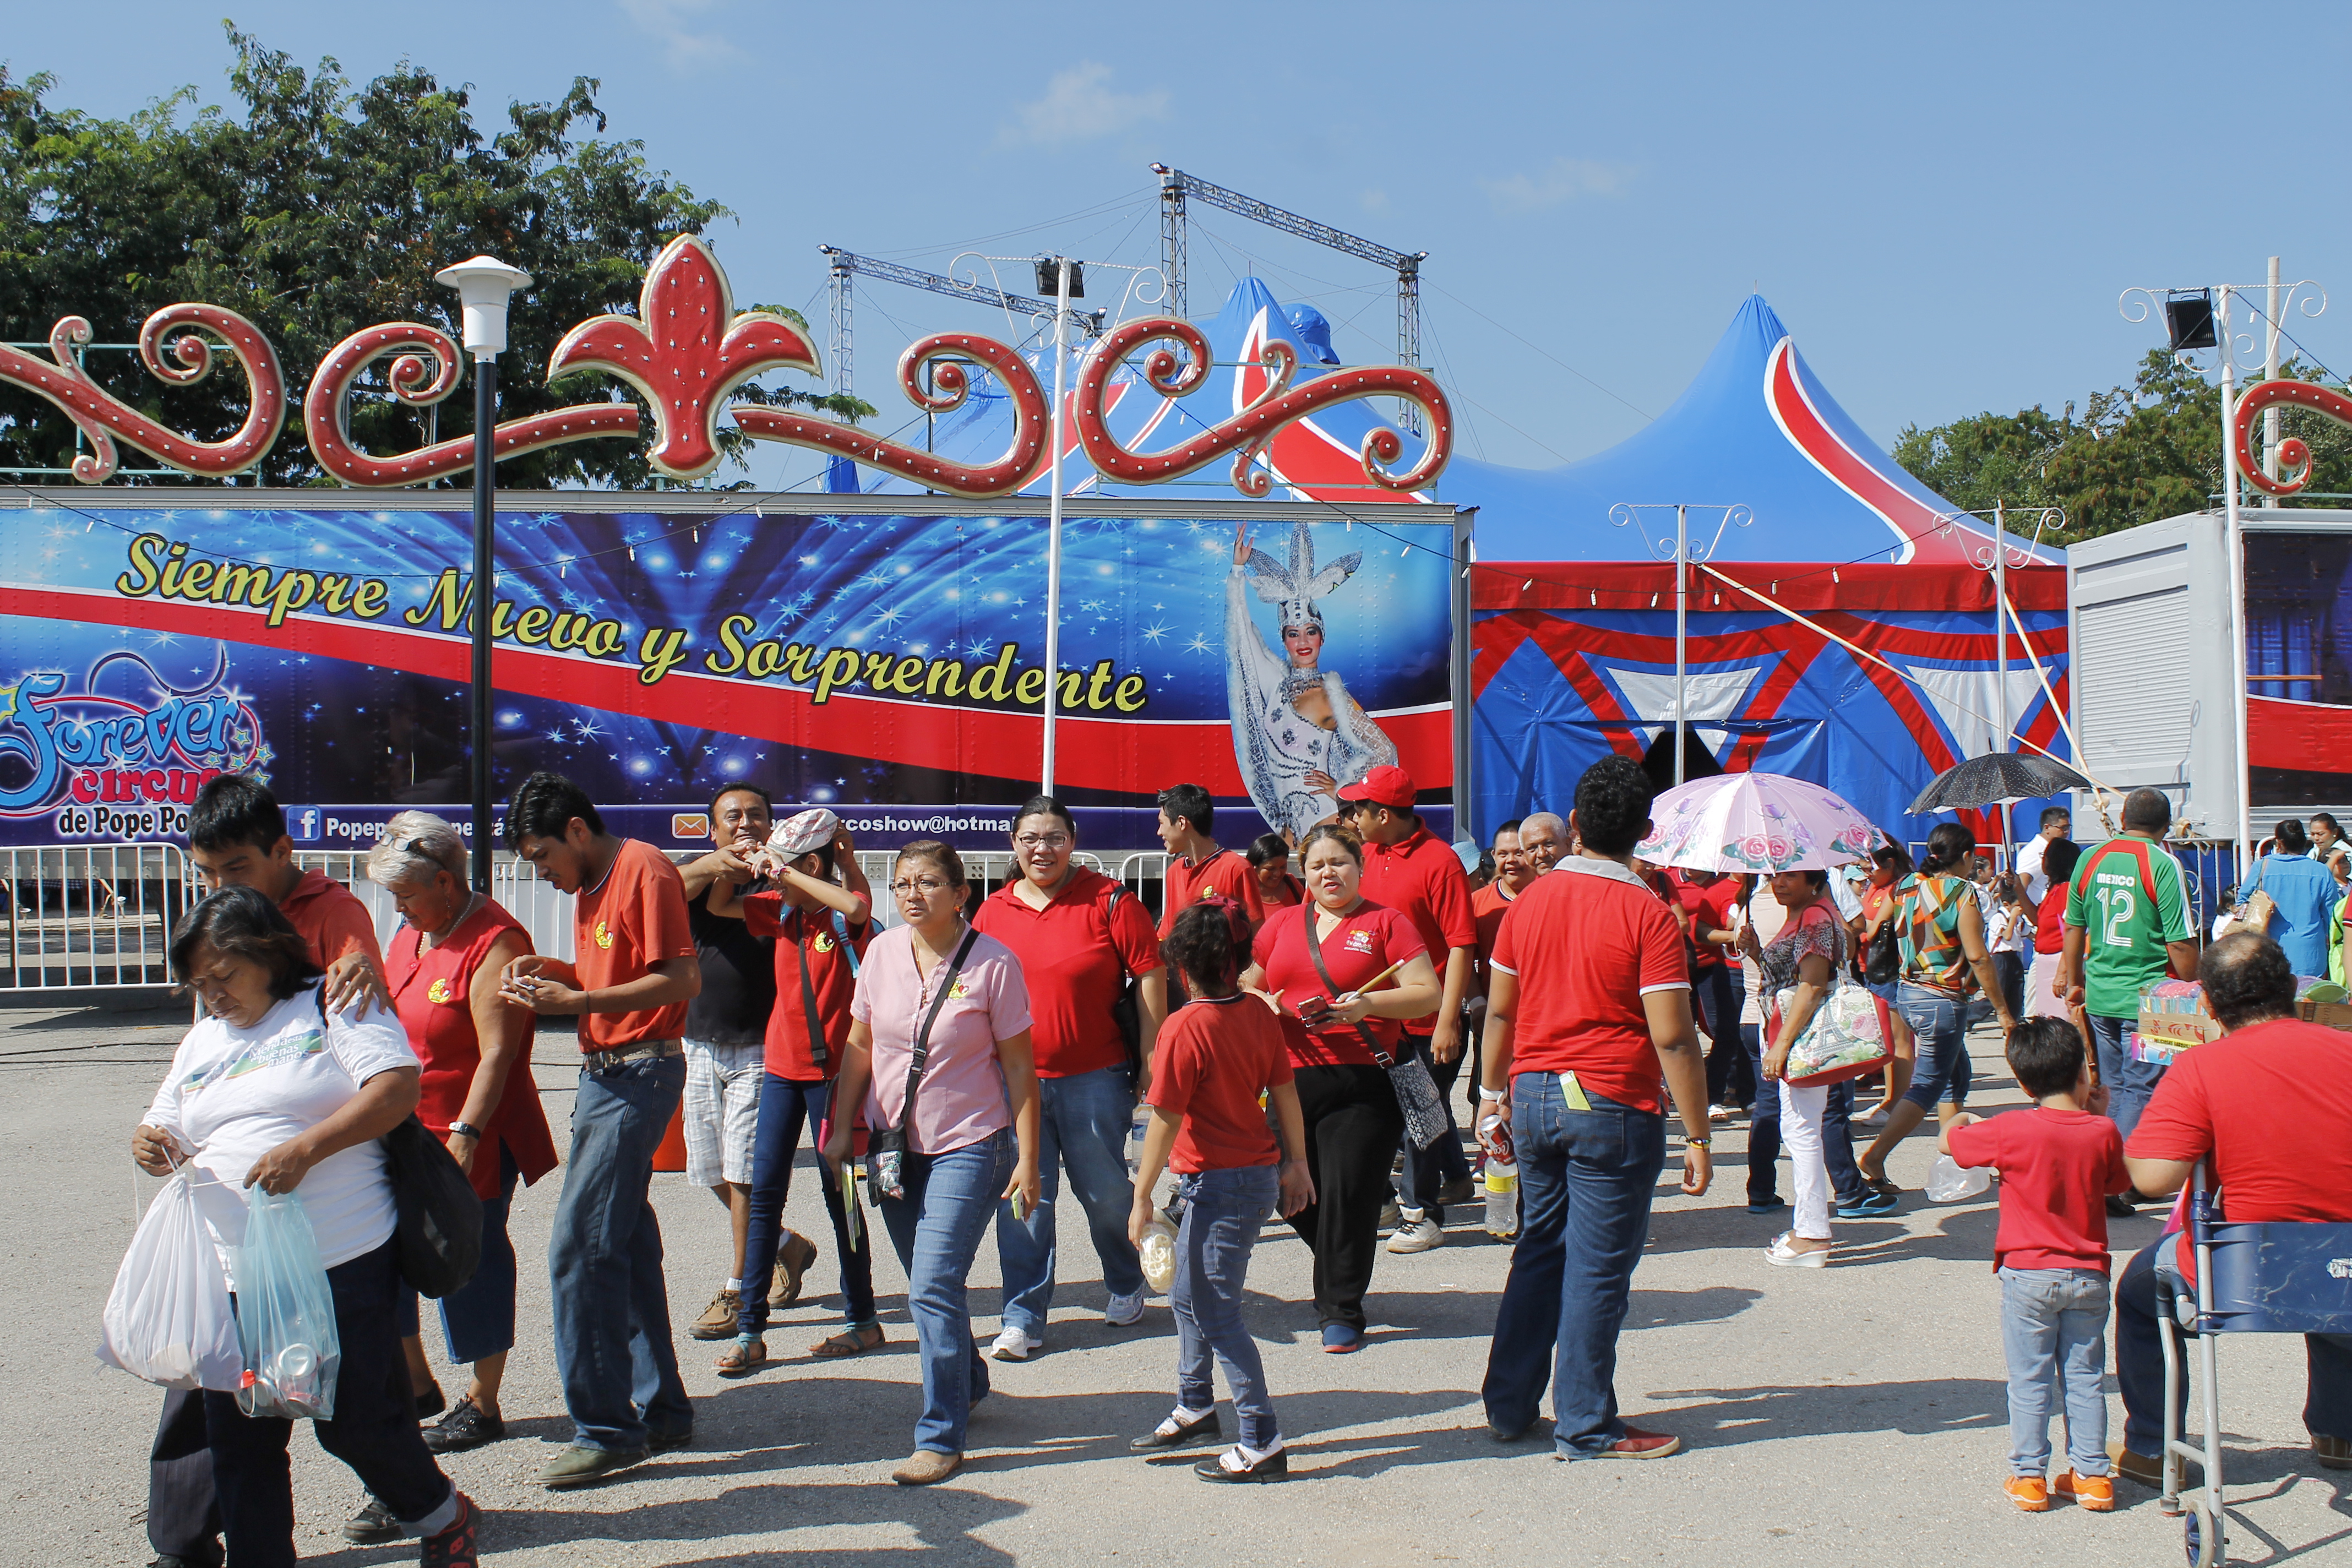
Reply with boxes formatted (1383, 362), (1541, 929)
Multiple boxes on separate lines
(1743, 1026), (1865, 1208)
(398, 1147), (520, 1364)
(2086, 1013), (2166, 1141)
(996, 1064), (1144, 1334)
(1991, 952), (2027, 1023)
(1398, 1030), (1472, 1223)
(738, 1074), (876, 1337)
(1172, 1164), (1282, 1451)
(2115, 1237), (2352, 1456)
(1482, 1075), (1667, 1456)
(549, 1052), (693, 1453)
(1693, 965), (1751, 1107)
(1896, 983), (1972, 1109)
(879, 1128), (1014, 1453)
(205, 1241), (456, 1568)
(2000, 1265), (2112, 1476)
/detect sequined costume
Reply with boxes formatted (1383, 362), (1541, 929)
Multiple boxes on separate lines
(1226, 524), (1397, 839)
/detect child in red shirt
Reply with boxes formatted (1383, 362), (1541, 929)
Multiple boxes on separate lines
(1942, 1017), (2133, 1515)
(1128, 897), (1313, 1484)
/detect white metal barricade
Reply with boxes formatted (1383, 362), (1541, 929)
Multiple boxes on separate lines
(0, 841), (188, 990)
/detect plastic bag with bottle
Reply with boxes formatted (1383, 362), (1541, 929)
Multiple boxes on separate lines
(233, 1190), (342, 1420)
(97, 1171), (243, 1390)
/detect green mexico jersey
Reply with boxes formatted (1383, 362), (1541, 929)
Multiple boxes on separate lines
(2064, 837), (2192, 1017)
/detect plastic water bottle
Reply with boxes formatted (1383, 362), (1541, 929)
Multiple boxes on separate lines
(1128, 1109), (1150, 1177)
(1925, 1155), (1991, 1202)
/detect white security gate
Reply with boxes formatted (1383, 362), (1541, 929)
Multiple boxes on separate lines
(0, 842), (189, 990)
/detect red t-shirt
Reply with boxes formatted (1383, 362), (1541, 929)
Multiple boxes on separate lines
(1257, 873), (1304, 913)
(2127, 1018), (2352, 1231)
(2033, 884), (2068, 955)
(1947, 1107), (2131, 1273)
(972, 868), (1162, 1077)
(1490, 858), (1689, 1114)
(1359, 826), (1477, 1032)
(1159, 847), (1266, 938)
(1471, 880), (1519, 986)
(1251, 901), (1428, 1069)
(1146, 994), (1294, 1172)
(1673, 875), (1741, 971)
(573, 839), (698, 1049)
(744, 894), (872, 1082)
(280, 867), (384, 970)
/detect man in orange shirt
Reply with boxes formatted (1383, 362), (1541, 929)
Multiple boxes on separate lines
(148, 774), (396, 1567)
(497, 772), (701, 1489)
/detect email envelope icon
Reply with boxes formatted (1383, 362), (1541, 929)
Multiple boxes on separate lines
(672, 813), (710, 840)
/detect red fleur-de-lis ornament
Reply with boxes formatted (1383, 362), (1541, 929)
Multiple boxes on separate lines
(548, 233), (817, 480)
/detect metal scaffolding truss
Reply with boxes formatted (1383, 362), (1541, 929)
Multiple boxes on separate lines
(819, 246), (1106, 400)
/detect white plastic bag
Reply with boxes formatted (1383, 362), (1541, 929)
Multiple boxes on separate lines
(1925, 1156), (1992, 1203)
(97, 1171), (243, 1390)
(1137, 1216), (1178, 1294)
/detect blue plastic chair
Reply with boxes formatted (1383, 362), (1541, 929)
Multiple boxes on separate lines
(2158, 1164), (2352, 1565)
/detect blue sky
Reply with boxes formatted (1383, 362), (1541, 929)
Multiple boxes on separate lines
(10, 1), (2352, 493)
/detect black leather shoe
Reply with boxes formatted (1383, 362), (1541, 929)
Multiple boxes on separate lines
(413, 1382), (448, 1420)
(149, 1555), (222, 1568)
(343, 1496), (399, 1544)
(648, 1427), (693, 1453)
(1131, 1410), (1222, 1451)
(422, 1396), (507, 1454)
(2106, 1194), (2137, 1218)
(1195, 1446), (1289, 1482)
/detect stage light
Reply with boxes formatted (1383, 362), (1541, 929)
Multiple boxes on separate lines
(2164, 289), (2218, 351)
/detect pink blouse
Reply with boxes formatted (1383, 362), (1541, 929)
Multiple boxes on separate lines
(851, 924), (1033, 1155)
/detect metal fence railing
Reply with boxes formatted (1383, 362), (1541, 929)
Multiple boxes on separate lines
(0, 842), (189, 990)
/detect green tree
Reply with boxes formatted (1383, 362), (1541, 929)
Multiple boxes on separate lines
(0, 29), (867, 487)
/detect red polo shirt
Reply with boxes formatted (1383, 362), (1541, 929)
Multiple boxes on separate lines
(1672, 874), (1740, 971)
(280, 866), (383, 970)
(1159, 846), (1265, 938)
(1491, 856), (1690, 1114)
(573, 839), (697, 1049)
(744, 894), (872, 1081)
(1471, 879), (1518, 988)
(1146, 994), (1293, 1172)
(1359, 825), (1476, 1033)
(974, 867), (1162, 1077)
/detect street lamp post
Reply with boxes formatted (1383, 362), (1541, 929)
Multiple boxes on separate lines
(1037, 255), (1076, 796)
(1610, 503), (1751, 785)
(434, 255), (532, 891)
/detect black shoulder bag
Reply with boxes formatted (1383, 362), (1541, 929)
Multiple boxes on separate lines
(1302, 916), (1448, 1150)
(328, 985), (484, 1299)
(865, 927), (981, 1202)
(1103, 883), (1145, 1075)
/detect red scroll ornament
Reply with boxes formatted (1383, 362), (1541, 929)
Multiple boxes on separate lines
(2234, 378), (2352, 497)
(0, 306), (286, 481)
(731, 333), (1052, 497)
(304, 322), (640, 487)
(1070, 317), (1453, 497)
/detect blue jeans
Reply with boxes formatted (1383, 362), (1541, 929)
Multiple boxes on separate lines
(1896, 984), (1973, 1109)
(549, 1053), (693, 1453)
(996, 1064), (1144, 1333)
(2000, 1266), (2111, 1476)
(2087, 1013), (2165, 1141)
(1482, 1075), (1667, 1456)
(1398, 1030), (1472, 1222)
(399, 1148), (520, 1364)
(880, 1129), (1014, 1453)
(2115, 1237), (2352, 1456)
(1173, 1164), (1282, 1450)
(738, 1074), (876, 1337)
(1743, 1025), (1866, 1208)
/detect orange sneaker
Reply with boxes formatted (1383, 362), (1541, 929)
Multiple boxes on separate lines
(2052, 1469), (2114, 1511)
(2005, 1475), (2051, 1512)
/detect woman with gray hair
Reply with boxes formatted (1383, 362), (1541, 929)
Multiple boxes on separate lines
(363, 812), (557, 1461)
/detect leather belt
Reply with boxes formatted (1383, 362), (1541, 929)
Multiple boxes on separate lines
(581, 1037), (684, 1075)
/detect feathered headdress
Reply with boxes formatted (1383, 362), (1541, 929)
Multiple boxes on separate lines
(1245, 522), (1363, 630)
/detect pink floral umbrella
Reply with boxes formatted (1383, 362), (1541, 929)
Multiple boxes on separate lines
(1634, 772), (1881, 874)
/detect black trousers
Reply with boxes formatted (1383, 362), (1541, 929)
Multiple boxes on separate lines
(149, 1387), (221, 1564)
(204, 1240), (454, 1568)
(1286, 1064), (1406, 1332)
(1397, 1028), (1471, 1223)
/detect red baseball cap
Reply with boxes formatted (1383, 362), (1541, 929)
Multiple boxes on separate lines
(1337, 764), (1417, 812)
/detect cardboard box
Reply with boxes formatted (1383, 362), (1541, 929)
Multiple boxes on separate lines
(2297, 998), (2352, 1032)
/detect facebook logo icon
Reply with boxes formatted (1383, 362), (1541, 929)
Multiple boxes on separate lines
(288, 807), (323, 843)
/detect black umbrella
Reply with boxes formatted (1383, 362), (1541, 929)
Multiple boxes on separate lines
(1908, 752), (2091, 814)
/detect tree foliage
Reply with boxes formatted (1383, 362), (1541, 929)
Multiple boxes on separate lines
(0, 29), (866, 487)
(1892, 350), (2352, 541)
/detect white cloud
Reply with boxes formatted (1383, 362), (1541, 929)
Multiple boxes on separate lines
(1479, 156), (1638, 214)
(616, 0), (739, 70)
(1359, 188), (1390, 214)
(999, 62), (1169, 148)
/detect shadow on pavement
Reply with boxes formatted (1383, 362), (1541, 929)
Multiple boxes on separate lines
(1635, 1376), (2011, 1444)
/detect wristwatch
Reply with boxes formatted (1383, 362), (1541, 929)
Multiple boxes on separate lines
(448, 1120), (484, 1140)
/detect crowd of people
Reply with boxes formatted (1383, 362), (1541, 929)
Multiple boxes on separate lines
(118, 759), (2352, 1566)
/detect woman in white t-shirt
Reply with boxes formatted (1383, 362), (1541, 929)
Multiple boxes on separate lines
(131, 886), (478, 1567)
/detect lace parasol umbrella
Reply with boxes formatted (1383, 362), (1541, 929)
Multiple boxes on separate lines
(1634, 772), (1882, 874)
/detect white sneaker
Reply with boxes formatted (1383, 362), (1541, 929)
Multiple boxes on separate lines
(1104, 1292), (1146, 1327)
(1386, 1214), (1446, 1254)
(986, 1326), (1043, 1361)
(1765, 1232), (1830, 1268)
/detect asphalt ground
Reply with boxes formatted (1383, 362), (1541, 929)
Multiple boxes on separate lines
(6, 999), (2345, 1567)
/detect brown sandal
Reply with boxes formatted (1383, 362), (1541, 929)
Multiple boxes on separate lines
(715, 1335), (768, 1376)
(810, 1324), (886, 1358)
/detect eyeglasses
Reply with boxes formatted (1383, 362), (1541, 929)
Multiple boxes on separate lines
(890, 877), (952, 896)
(1014, 833), (1071, 850)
